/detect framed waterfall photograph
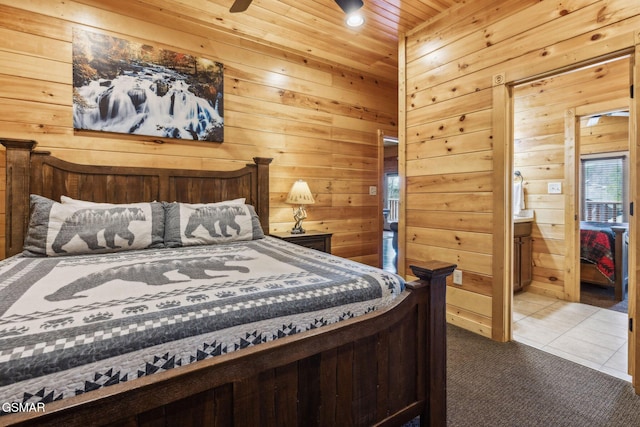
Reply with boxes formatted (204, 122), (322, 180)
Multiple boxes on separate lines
(72, 29), (224, 142)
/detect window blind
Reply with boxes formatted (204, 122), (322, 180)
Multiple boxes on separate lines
(581, 156), (626, 223)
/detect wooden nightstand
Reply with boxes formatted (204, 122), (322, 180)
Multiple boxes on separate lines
(270, 230), (332, 254)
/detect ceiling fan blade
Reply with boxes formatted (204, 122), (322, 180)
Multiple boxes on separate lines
(229, 0), (252, 13)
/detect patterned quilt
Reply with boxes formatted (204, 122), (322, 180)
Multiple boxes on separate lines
(580, 222), (616, 283)
(0, 237), (403, 411)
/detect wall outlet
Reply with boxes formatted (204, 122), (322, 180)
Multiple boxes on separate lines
(453, 269), (463, 285)
(548, 182), (562, 194)
(369, 186), (377, 196)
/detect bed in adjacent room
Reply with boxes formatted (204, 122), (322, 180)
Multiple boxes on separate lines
(580, 221), (628, 301)
(0, 138), (454, 427)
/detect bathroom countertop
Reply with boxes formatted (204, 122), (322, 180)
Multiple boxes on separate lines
(513, 209), (534, 223)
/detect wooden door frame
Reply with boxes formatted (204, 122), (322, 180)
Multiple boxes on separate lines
(567, 98), (633, 379)
(564, 107), (580, 302)
(492, 73), (512, 342)
(378, 132), (399, 270)
(630, 44), (639, 385)
(565, 99), (631, 301)
(496, 47), (638, 390)
(377, 130), (385, 269)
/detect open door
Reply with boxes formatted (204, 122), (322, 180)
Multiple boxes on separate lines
(630, 46), (639, 389)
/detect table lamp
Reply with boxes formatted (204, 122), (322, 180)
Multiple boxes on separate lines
(285, 180), (315, 234)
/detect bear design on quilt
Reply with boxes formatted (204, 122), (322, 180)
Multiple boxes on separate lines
(51, 207), (146, 254)
(44, 255), (254, 301)
(184, 205), (246, 239)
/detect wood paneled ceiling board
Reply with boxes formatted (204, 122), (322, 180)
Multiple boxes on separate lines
(74, 0), (462, 80)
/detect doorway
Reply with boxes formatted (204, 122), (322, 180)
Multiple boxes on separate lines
(510, 56), (633, 381)
(577, 123), (629, 311)
(382, 136), (398, 273)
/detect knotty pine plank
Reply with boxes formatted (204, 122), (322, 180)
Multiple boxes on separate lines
(407, 226), (493, 254)
(406, 210), (493, 234)
(407, 242), (492, 276)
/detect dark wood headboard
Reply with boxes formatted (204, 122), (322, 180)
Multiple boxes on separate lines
(1, 138), (272, 257)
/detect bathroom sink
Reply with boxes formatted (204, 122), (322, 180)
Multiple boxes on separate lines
(514, 216), (533, 223)
(513, 209), (534, 223)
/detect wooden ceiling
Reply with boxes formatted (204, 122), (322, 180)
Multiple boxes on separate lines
(80, 0), (462, 82)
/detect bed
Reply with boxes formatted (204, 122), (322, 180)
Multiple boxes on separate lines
(0, 138), (454, 427)
(580, 221), (628, 301)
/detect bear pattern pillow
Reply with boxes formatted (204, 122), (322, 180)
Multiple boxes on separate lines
(163, 201), (264, 247)
(23, 195), (165, 256)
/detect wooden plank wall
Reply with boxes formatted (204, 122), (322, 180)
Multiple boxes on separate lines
(0, 1), (398, 263)
(403, 0), (640, 338)
(580, 113), (629, 155)
(513, 57), (629, 299)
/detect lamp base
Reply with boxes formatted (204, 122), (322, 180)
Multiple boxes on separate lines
(291, 205), (308, 234)
(290, 225), (306, 234)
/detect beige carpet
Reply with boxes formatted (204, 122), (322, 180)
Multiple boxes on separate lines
(407, 324), (640, 426)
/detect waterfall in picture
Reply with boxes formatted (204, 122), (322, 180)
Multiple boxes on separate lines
(73, 64), (223, 141)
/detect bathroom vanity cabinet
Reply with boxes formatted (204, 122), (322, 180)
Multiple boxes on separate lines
(513, 221), (532, 292)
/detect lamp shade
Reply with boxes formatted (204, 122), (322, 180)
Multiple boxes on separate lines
(285, 180), (315, 205)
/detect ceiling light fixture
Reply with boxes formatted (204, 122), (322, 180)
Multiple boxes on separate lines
(334, 0), (364, 14)
(345, 13), (365, 28)
(335, 0), (364, 28)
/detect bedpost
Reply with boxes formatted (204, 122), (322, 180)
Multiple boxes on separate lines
(409, 261), (456, 427)
(253, 157), (272, 234)
(611, 225), (628, 301)
(1, 138), (36, 257)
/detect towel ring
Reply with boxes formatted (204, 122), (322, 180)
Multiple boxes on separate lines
(514, 170), (524, 183)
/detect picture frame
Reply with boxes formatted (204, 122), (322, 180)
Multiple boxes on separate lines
(72, 29), (224, 142)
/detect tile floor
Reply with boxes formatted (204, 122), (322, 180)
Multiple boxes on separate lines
(513, 291), (631, 382)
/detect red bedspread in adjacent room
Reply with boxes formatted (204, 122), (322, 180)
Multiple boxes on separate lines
(580, 227), (615, 283)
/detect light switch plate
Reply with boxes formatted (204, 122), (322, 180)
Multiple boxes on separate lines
(369, 186), (377, 196)
(453, 269), (462, 285)
(548, 182), (562, 194)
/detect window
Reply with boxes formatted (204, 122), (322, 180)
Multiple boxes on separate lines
(580, 154), (628, 223)
(385, 173), (399, 222)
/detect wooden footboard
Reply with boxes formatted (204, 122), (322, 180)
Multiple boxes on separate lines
(1, 262), (454, 427)
(580, 225), (628, 301)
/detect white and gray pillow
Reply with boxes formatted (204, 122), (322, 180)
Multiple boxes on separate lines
(163, 201), (264, 247)
(23, 195), (165, 257)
